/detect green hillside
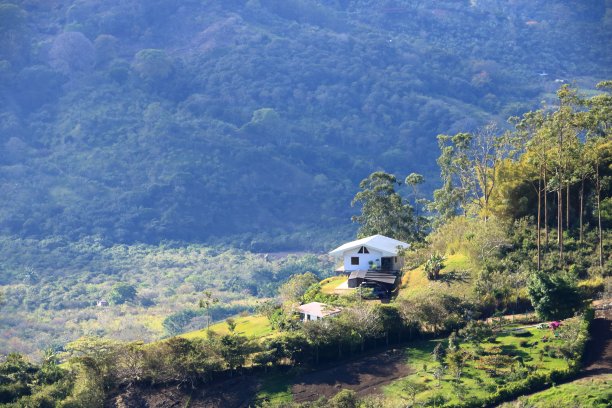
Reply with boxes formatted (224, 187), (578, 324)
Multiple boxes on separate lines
(0, 0), (610, 248)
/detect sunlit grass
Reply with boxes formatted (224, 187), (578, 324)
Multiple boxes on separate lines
(319, 275), (348, 294)
(501, 375), (612, 407)
(399, 252), (474, 300)
(179, 314), (274, 340)
(254, 372), (294, 405)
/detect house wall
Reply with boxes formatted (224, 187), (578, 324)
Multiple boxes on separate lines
(347, 277), (363, 288)
(391, 256), (404, 270)
(343, 247), (383, 271)
(301, 313), (320, 322)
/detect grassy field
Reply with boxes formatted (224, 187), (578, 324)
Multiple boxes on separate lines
(399, 252), (474, 300)
(254, 373), (294, 406)
(500, 375), (612, 407)
(382, 324), (570, 406)
(179, 314), (274, 340)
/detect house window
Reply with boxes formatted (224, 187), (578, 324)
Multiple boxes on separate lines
(351, 257), (359, 265)
(394, 257), (397, 263)
(358, 246), (369, 254)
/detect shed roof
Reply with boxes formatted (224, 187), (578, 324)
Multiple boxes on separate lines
(329, 234), (409, 257)
(348, 270), (397, 285)
(297, 302), (341, 318)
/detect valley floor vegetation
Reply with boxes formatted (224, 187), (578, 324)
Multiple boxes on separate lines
(0, 237), (332, 358)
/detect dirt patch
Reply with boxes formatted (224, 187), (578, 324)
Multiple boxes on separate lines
(107, 376), (260, 408)
(291, 349), (410, 402)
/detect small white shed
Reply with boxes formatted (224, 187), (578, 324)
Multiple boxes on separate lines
(297, 302), (341, 322)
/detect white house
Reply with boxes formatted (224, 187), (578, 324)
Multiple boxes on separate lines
(298, 302), (341, 322)
(328, 234), (409, 273)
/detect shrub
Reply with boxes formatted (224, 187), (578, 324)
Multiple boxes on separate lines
(328, 389), (358, 408)
(424, 253), (444, 280)
(528, 271), (586, 320)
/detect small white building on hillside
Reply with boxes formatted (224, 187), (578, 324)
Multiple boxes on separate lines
(298, 302), (341, 322)
(328, 234), (409, 273)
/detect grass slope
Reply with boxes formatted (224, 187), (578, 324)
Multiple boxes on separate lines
(179, 314), (274, 340)
(319, 276), (348, 294)
(500, 375), (612, 407)
(399, 252), (474, 300)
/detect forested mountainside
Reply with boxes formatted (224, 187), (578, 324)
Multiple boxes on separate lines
(0, 0), (610, 248)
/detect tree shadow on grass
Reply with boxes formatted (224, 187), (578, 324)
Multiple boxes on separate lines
(499, 344), (530, 360)
(438, 270), (471, 286)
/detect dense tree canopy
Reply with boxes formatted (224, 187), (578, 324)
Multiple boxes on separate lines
(0, 0), (609, 248)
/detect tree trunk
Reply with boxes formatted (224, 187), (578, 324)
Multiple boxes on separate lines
(558, 184), (564, 264)
(544, 169), (549, 247)
(566, 183), (570, 231)
(483, 167), (489, 223)
(579, 176), (584, 244)
(537, 172), (542, 271)
(596, 164), (603, 270)
(557, 125), (563, 264)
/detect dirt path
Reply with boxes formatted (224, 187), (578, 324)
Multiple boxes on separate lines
(580, 309), (611, 377)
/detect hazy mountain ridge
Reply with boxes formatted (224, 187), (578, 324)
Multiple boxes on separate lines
(0, 0), (610, 247)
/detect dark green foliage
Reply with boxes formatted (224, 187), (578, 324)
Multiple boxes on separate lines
(218, 333), (251, 374)
(162, 309), (200, 336)
(108, 282), (137, 305)
(1, 1), (609, 246)
(527, 271), (585, 320)
(0, 352), (70, 406)
(351, 172), (417, 241)
(459, 321), (493, 345)
(131, 49), (173, 82)
(0, 353), (36, 403)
